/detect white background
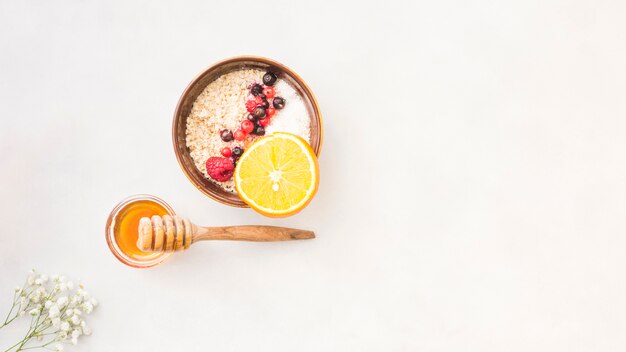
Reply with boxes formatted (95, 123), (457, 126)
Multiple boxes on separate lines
(1, 0), (625, 350)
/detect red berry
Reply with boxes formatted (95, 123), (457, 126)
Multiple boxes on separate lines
(241, 120), (254, 133)
(220, 147), (232, 157)
(266, 107), (276, 118)
(258, 117), (271, 127)
(245, 100), (257, 112)
(205, 157), (234, 182)
(262, 86), (275, 99)
(234, 129), (246, 141)
(254, 96), (264, 104)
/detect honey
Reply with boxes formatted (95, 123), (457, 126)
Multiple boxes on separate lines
(113, 199), (170, 260)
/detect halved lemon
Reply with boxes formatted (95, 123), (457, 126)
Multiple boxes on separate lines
(234, 132), (319, 217)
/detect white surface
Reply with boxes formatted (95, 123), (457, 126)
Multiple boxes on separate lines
(1, 0), (626, 350)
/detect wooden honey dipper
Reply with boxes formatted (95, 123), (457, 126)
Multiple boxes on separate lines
(137, 215), (315, 252)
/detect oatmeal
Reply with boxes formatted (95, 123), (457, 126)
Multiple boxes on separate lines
(185, 68), (311, 192)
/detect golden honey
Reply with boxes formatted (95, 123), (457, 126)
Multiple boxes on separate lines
(113, 199), (169, 260)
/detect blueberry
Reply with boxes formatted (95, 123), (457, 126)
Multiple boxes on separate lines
(253, 125), (265, 136)
(250, 84), (263, 96)
(261, 99), (270, 109)
(247, 113), (257, 122)
(253, 106), (266, 118)
(263, 72), (277, 86)
(272, 96), (285, 109)
(232, 146), (243, 158)
(220, 129), (233, 142)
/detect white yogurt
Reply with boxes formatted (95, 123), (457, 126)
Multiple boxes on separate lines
(266, 80), (311, 142)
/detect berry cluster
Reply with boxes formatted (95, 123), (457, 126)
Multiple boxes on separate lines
(244, 72), (286, 136)
(207, 72), (286, 183)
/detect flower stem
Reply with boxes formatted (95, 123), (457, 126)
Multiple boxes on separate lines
(15, 340), (55, 351)
(3, 341), (22, 352)
(1, 315), (20, 330)
(1, 292), (18, 329)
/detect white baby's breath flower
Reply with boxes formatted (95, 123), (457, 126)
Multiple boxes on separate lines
(53, 344), (64, 352)
(71, 315), (81, 325)
(49, 304), (60, 318)
(6, 270), (98, 349)
(81, 302), (93, 314)
(60, 321), (70, 332)
(27, 270), (36, 284)
(52, 317), (61, 327)
(56, 296), (68, 307)
(72, 328), (82, 338)
(81, 321), (92, 335)
(30, 294), (40, 303)
(76, 290), (89, 304)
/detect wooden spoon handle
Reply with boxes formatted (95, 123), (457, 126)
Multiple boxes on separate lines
(192, 225), (315, 243)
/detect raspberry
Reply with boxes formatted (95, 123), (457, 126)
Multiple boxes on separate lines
(254, 96), (264, 105)
(262, 86), (275, 99)
(266, 107), (276, 118)
(205, 157), (234, 182)
(246, 99), (257, 112)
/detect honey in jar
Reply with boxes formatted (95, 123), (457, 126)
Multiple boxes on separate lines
(106, 195), (174, 267)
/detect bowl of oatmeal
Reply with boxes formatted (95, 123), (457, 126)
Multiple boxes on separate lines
(173, 56), (323, 207)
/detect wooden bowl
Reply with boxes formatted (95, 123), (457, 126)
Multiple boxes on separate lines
(173, 56), (323, 207)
